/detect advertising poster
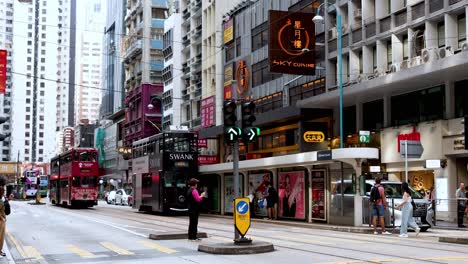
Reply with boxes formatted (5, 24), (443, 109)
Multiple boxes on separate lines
(278, 171), (305, 219)
(201, 96), (215, 128)
(224, 175), (242, 213)
(311, 170), (326, 220)
(248, 173), (271, 217)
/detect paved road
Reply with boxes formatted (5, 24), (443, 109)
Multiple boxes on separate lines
(4, 200), (468, 264)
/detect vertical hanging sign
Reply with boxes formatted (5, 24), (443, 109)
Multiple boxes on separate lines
(0, 49), (7, 94)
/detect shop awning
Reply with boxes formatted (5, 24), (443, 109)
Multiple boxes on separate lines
(199, 148), (379, 174)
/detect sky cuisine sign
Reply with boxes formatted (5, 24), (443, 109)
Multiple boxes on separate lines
(0, 49), (7, 94)
(269, 11), (315, 75)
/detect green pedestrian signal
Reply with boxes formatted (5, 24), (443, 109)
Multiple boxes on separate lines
(225, 126), (242, 144)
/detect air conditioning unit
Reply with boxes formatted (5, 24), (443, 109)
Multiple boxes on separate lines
(389, 63), (400, 73)
(330, 27), (337, 39)
(400, 60), (408, 70)
(373, 68), (384, 78)
(462, 42), (468, 52)
(354, 8), (362, 18)
(439, 47), (454, 59)
(356, 74), (366, 83)
(409, 56), (422, 67)
(421, 48), (439, 63)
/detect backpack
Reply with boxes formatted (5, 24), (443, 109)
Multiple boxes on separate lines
(370, 185), (381, 203)
(4, 199), (10, 215)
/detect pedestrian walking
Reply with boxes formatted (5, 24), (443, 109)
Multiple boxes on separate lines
(456, 182), (466, 228)
(370, 178), (391, 235)
(263, 181), (278, 220)
(396, 182), (420, 238)
(187, 178), (206, 241)
(0, 176), (10, 257)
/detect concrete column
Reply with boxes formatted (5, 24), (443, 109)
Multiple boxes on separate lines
(333, 107), (340, 138)
(425, 21), (438, 50)
(362, 0), (374, 21)
(349, 50), (360, 81)
(445, 13), (458, 50)
(445, 81), (455, 119)
(383, 95), (392, 127)
(376, 0), (389, 19)
(326, 59), (337, 88)
(391, 0), (405, 13)
(362, 45), (373, 76)
(376, 39), (387, 71)
(392, 34), (404, 63)
(356, 102), (363, 131)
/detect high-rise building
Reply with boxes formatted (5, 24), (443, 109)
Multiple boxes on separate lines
(74, 0), (105, 125)
(10, 0), (60, 163)
(100, 0), (126, 119)
(56, 0), (76, 131)
(0, 0), (14, 161)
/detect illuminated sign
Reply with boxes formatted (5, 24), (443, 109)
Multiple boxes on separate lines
(223, 18), (234, 44)
(224, 63), (233, 87)
(80, 169), (92, 173)
(303, 131), (325, 143)
(235, 60), (249, 95)
(269, 11), (315, 75)
(0, 49), (6, 94)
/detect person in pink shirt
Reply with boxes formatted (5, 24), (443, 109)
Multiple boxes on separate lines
(187, 178), (206, 241)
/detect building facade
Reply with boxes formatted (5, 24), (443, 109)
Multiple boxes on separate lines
(0, 0), (14, 161)
(74, 0), (105, 125)
(10, 0), (60, 163)
(101, 0), (126, 119)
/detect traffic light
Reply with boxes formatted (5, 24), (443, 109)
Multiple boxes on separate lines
(465, 116), (468, 150)
(0, 116), (9, 141)
(241, 101), (260, 142)
(223, 100), (237, 126)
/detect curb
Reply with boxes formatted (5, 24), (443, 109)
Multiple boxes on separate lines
(198, 241), (274, 255)
(201, 214), (375, 234)
(149, 232), (208, 240)
(3, 241), (16, 264)
(439, 237), (468, 245)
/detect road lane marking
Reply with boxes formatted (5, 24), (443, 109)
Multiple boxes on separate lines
(100, 242), (134, 256)
(273, 235), (335, 245)
(7, 232), (30, 262)
(139, 240), (177, 254)
(65, 244), (96, 258)
(23, 246), (44, 260)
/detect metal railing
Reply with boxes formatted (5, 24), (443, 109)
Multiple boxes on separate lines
(432, 198), (468, 226)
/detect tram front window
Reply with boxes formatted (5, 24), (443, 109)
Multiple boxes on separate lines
(164, 172), (186, 188)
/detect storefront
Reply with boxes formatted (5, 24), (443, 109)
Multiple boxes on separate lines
(200, 148), (378, 226)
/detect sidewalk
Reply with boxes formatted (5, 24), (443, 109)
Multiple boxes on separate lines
(201, 214), (468, 244)
(1, 242), (15, 264)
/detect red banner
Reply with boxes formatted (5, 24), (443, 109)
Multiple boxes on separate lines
(201, 96), (215, 128)
(397, 127), (420, 152)
(0, 49), (7, 94)
(197, 138), (208, 148)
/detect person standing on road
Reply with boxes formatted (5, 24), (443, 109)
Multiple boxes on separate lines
(396, 182), (420, 238)
(187, 178), (206, 241)
(263, 181), (278, 220)
(456, 182), (466, 228)
(370, 178), (391, 235)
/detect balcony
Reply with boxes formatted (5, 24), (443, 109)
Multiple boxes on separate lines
(394, 10), (407, 28)
(380, 16), (391, 33)
(365, 22), (376, 38)
(429, 0), (443, 13)
(183, 8), (191, 19)
(352, 28), (362, 44)
(122, 38), (142, 62)
(411, 2), (425, 21)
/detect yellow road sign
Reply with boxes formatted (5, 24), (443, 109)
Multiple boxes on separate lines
(234, 198), (251, 236)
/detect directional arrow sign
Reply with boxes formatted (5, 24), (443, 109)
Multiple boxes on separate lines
(228, 127), (239, 141)
(225, 126), (241, 144)
(244, 127), (260, 142)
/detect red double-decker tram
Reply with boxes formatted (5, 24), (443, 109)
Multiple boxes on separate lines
(49, 148), (99, 208)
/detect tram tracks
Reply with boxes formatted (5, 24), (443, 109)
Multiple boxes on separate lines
(67, 206), (467, 264)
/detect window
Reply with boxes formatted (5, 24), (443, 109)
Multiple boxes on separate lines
(392, 85), (445, 125)
(344, 105), (357, 136)
(225, 42), (234, 62)
(289, 78), (326, 105)
(251, 22), (269, 52)
(251, 60), (281, 87)
(372, 46), (377, 69)
(437, 22), (445, 48)
(27, 90), (31, 95)
(363, 100), (384, 130)
(387, 40), (392, 65)
(358, 51), (363, 74)
(455, 79), (468, 117)
(254, 92), (284, 114)
(26, 82), (31, 87)
(236, 37), (241, 57)
(403, 35), (409, 60)
(458, 14), (466, 48)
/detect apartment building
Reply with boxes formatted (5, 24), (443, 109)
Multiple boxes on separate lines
(122, 0), (166, 146)
(10, 0), (60, 162)
(0, 0), (14, 161)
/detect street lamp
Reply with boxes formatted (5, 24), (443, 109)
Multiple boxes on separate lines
(313, 2), (344, 148)
(146, 96), (163, 132)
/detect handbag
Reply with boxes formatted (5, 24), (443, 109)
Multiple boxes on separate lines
(411, 198), (416, 210)
(4, 199), (10, 215)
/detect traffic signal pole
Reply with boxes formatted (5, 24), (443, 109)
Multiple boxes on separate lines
(233, 140), (240, 240)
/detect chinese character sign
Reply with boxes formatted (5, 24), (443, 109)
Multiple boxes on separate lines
(223, 18), (234, 44)
(269, 11), (315, 75)
(0, 49), (7, 94)
(201, 96), (215, 128)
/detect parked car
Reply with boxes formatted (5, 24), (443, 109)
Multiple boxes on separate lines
(332, 180), (432, 231)
(106, 190), (116, 204)
(115, 189), (132, 206)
